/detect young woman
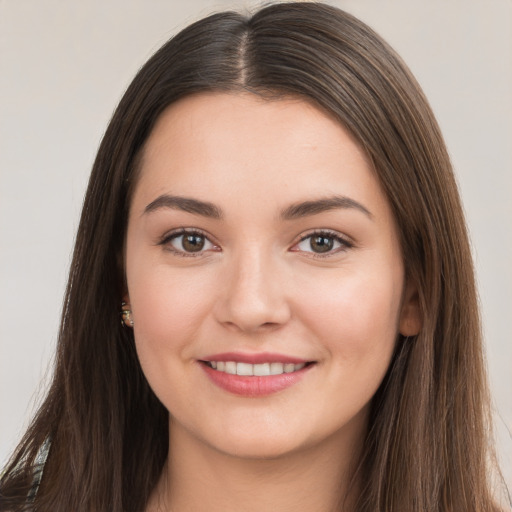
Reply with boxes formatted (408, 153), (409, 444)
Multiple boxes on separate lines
(0, 2), (506, 511)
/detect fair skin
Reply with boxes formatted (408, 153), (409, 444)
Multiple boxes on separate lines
(124, 92), (420, 512)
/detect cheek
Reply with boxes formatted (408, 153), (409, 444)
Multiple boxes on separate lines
(296, 267), (403, 359)
(296, 270), (403, 422)
(126, 265), (217, 413)
(127, 260), (217, 365)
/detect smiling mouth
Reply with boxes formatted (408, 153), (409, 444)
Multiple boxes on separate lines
(201, 361), (313, 376)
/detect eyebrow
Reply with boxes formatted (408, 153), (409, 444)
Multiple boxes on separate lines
(143, 194), (372, 220)
(143, 195), (223, 219)
(280, 195), (373, 220)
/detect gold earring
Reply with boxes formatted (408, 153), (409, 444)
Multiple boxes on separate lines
(121, 302), (134, 327)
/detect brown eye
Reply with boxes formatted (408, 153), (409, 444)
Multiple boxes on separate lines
(293, 231), (352, 256)
(182, 234), (205, 252)
(310, 235), (334, 253)
(166, 231), (216, 255)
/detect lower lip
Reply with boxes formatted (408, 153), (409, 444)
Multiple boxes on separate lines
(200, 363), (313, 397)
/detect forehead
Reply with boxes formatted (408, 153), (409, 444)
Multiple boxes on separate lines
(142, 92), (369, 167)
(132, 92), (389, 219)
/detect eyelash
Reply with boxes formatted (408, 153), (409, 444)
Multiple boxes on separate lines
(158, 228), (354, 258)
(158, 228), (218, 258)
(293, 229), (354, 258)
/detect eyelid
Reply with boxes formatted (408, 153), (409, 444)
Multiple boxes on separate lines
(290, 229), (354, 257)
(157, 227), (353, 258)
(158, 227), (220, 257)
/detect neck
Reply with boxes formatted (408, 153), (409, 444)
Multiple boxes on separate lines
(147, 416), (365, 512)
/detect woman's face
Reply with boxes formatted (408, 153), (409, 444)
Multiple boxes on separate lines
(125, 92), (420, 459)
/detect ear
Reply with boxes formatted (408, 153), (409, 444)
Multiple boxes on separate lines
(399, 281), (422, 336)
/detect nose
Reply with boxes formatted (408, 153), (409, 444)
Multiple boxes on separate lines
(214, 247), (291, 334)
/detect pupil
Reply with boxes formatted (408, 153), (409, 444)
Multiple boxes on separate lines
(183, 234), (204, 252)
(311, 236), (333, 253)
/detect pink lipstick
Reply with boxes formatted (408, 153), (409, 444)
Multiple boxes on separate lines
(199, 352), (314, 397)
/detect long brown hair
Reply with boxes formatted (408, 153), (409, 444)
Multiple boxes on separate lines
(0, 3), (505, 511)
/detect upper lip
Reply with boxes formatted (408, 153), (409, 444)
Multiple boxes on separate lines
(200, 352), (311, 364)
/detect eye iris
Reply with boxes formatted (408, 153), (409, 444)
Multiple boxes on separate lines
(182, 234), (205, 252)
(310, 235), (333, 253)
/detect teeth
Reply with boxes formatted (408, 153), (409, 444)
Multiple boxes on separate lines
(284, 363), (295, 373)
(237, 362), (253, 376)
(225, 362), (237, 375)
(254, 363), (270, 376)
(208, 361), (306, 376)
(270, 362), (283, 375)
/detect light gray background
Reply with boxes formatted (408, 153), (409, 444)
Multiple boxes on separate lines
(1, 0), (511, 488)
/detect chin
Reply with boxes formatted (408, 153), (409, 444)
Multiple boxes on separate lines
(213, 435), (307, 460)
